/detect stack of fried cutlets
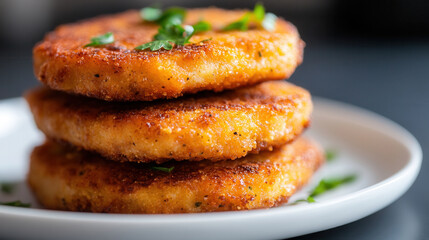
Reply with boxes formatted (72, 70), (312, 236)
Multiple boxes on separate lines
(25, 7), (323, 213)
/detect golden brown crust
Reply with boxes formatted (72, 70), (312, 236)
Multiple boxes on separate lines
(33, 8), (304, 101)
(25, 81), (312, 163)
(28, 137), (323, 213)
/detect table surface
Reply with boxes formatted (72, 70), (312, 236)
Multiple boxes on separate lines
(0, 40), (427, 240)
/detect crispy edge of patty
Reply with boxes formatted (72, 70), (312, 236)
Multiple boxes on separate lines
(25, 81), (312, 163)
(28, 137), (324, 213)
(33, 8), (304, 101)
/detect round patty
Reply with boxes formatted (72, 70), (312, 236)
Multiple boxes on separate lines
(26, 81), (312, 163)
(28, 137), (323, 213)
(33, 8), (304, 101)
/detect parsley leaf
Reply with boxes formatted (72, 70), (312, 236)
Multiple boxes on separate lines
(222, 13), (251, 31)
(151, 166), (174, 173)
(199, 38), (212, 43)
(158, 7), (186, 26)
(135, 40), (174, 51)
(1, 183), (14, 194)
(310, 175), (357, 198)
(141, 7), (186, 26)
(136, 24), (190, 51)
(0, 200), (31, 208)
(325, 149), (337, 162)
(136, 21), (210, 51)
(137, 7), (212, 51)
(307, 196), (316, 203)
(253, 3), (265, 21)
(292, 199), (309, 204)
(140, 7), (163, 21)
(292, 174), (357, 204)
(292, 196), (316, 204)
(222, 3), (277, 32)
(154, 24), (190, 41)
(192, 21), (211, 33)
(84, 32), (114, 47)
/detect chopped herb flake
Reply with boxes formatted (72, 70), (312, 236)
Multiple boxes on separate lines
(0, 200), (31, 208)
(253, 3), (265, 21)
(195, 202), (202, 207)
(222, 3), (277, 32)
(141, 6), (186, 27)
(136, 19), (210, 51)
(1, 183), (14, 194)
(140, 7), (163, 21)
(151, 166), (174, 173)
(135, 40), (174, 51)
(199, 38), (212, 43)
(307, 196), (315, 203)
(292, 174), (357, 204)
(84, 32), (114, 47)
(310, 175), (357, 198)
(157, 7), (186, 26)
(192, 21), (211, 33)
(154, 24), (187, 41)
(138, 3), (274, 51)
(325, 149), (337, 162)
(292, 199), (309, 204)
(222, 13), (251, 31)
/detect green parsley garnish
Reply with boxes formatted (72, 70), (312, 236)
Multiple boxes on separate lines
(84, 32), (114, 47)
(158, 7), (186, 26)
(1, 183), (14, 194)
(292, 174), (357, 204)
(310, 175), (357, 198)
(325, 149), (337, 162)
(292, 199), (308, 204)
(136, 20), (211, 51)
(135, 40), (175, 51)
(222, 13), (251, 31)
(253, 3), (265, 21)
(199, 38), (213, 43)
(306, 196), (316, 203)
(151, 166), (174, 173)
(0, 200), (31, 208)
(141, 6), (186, 26)
(292, 196), (315, 204)
(222, 3), (277, 31)
(154, 24), (193, 42)
(135, 24), (191, 51)
(137, 3), (279, 51)
(192, 21), (212, 33)
(140, 7), (163, 21)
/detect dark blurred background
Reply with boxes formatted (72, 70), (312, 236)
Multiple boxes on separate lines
(0, 0), (428, 239)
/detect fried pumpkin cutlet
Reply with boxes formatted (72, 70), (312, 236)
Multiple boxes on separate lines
(26, 81), (312, 163)
(28, 137), (323, 213)
(33, 8), (304, 101)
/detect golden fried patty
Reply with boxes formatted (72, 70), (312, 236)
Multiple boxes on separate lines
(26, 81), (312, 163)
(33, 8), (304, 101)
(28, 137), (323, 213)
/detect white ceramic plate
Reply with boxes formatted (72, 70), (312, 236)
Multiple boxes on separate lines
(0, 97), (421, 240)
